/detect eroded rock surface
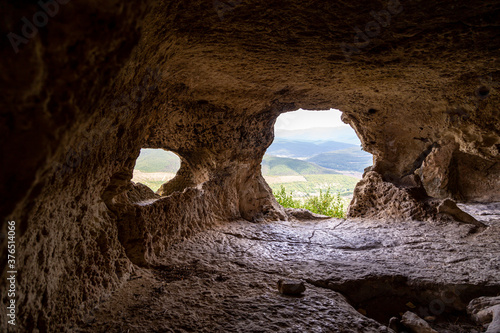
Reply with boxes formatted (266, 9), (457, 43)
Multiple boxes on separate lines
(1, 0), (500, 330)
(76, 216), (500, 332)
(458, 202), (500, 224)
(401, 311), (438, 333)
(468, 296), (500, 333)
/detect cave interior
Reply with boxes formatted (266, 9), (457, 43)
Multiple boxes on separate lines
(1, 0), (500, 332)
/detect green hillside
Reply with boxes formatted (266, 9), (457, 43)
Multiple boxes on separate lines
(133, 149), (362, 199)
(136, 180), (166, 192)
(134, 149), (181, 173)
(307, 147), (372, 173)
(267, 174), (359, 197)
(135, 145), (371, 175)
(262, 155), (339, 176)
(266, 138), (355, 158)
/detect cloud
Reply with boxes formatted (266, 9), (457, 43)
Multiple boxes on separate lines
(275, 109), (347, 130)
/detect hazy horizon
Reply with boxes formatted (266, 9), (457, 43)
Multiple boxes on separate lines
(275, 109), (349, 130)
(274, 109), (360, 145)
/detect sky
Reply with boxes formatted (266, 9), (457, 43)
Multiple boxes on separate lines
(274, 109), (348, 130)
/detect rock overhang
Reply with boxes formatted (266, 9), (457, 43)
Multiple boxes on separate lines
(1, 0), (500, 330)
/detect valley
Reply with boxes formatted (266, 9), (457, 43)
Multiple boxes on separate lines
(132, 128), (373, 198)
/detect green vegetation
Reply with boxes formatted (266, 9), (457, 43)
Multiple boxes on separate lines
(307, 147), (372, 173)
(267, 174), (359, 197)
(133, 143), (366, 211)
(266, 138), (355, 158)
(262, 155), (338, 176)
(134, 149), (180, 173)
(274, 185), (299, 209)
(274, 186), (346, 218)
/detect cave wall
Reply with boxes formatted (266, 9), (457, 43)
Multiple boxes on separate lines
(1, 0), (500, 330)
(114, 100), (290, 265)
(0, 1), (154, 330)
(418, 141), (500, 202)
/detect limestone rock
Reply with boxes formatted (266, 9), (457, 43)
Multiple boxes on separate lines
(389, 317), (403, 332)
(155, 163), (197, 196)
(418, 142), (500, 202)
(468, 296), (500, 333)
(417, 141), (458, 199)
(285, 208), (332, 221)
(401, 311), (438, 333)
(1, 0), (500, 330)
(437, 199), (485, 227)
(127, 182), (160, 203)
(348, 171), (432, 221)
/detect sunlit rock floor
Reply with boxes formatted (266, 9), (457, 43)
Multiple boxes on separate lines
(74, 203), (500, 333)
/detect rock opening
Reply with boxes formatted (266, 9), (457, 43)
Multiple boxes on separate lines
(264, 108), (373, 216)
(1, 0), (500, 331)
(132, 148), (181, 194)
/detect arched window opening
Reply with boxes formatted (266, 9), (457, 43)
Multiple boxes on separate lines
(264, 108), (373, 217)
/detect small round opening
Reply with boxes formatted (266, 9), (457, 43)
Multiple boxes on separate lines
(132, 149), (181, 192)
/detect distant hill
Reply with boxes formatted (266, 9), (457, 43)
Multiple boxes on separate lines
(134, 149), (180, 173)
(135, 145), (372, 176)
(133, 126), (369, 197)
(275, 126), (361, 145)
(133, 148), (367, 198)
(307, 147), (372, 173)
(267, 138), (357, 158)
(262, 155), (338, 176)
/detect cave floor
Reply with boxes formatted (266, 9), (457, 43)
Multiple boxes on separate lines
(75, 204), (500, 333)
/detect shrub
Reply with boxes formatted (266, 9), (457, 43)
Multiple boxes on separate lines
(273, 185), (346, 218)
(274, 185), (300, 209)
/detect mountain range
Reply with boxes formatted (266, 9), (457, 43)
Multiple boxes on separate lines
(266, 138), (356, 159)
(133, 127), (372, 176)
(307, 147), (372, 173)
(261, 155), (338, 176)
(275, 126), (361, 145)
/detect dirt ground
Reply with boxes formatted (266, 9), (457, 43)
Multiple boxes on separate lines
(72, 203), (500, 332)
(132, 170), (177, 183)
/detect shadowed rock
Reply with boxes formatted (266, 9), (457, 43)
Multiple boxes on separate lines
(468, 296), (500, 333)
(1, 0), (499, 330)
(401, 311), (438, 333)
(277, 279), (306, 296)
